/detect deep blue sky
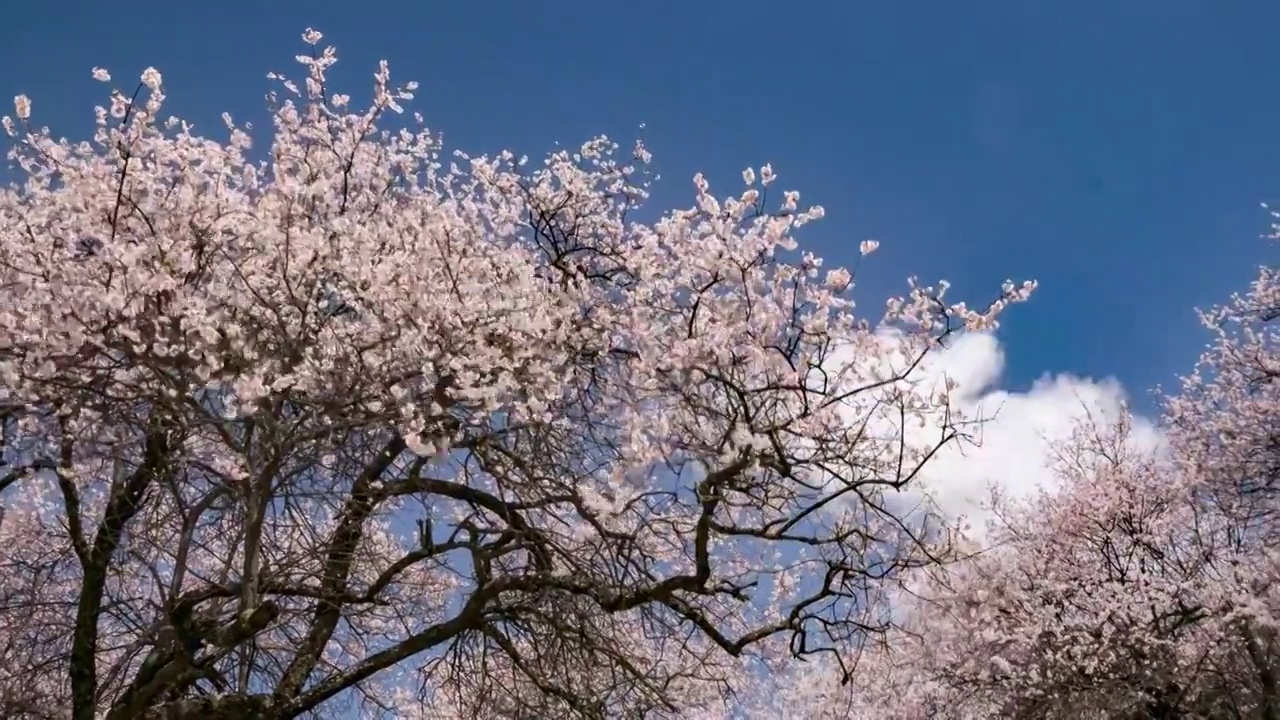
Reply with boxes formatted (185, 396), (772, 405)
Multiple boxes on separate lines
(4, 0), (1278, 412)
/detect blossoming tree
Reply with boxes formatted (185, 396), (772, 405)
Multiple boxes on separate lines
(0, 30), (1033, 720)
(808, 219), (1277, 718)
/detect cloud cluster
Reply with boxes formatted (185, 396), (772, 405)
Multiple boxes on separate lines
(917, 333), (1164, 529)
(831, 332), (1163, 540)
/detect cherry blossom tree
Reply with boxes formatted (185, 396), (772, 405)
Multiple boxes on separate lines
(816, 219), (1277, 719)
(0, 30), (1034, 719)
(1158, 208), (1280, 719)
(1167, 206), (1280, 549)
(801, 414), (1273, 720)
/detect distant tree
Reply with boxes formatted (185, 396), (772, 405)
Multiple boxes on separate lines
(805, 218), (1278, 719)
(0, 29), (1033, 719)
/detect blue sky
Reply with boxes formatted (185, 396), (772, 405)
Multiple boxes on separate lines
(5, 0), (1279, 413)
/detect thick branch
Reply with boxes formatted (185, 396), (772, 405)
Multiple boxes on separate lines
(70, 421), (174, 720)
(272, 436), (406, 700)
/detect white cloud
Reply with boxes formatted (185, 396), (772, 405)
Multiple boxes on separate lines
(910, 332), (1163, 532)
(829, 332), (1163, 541)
